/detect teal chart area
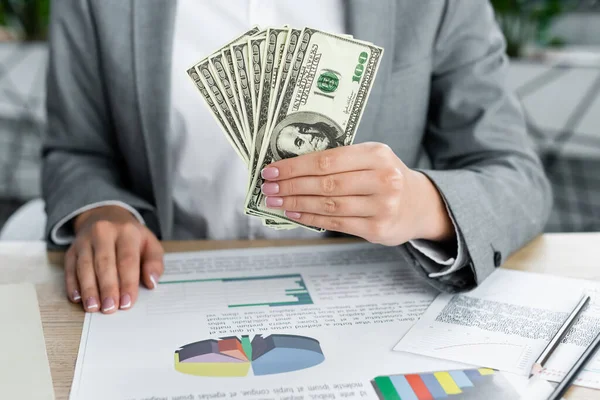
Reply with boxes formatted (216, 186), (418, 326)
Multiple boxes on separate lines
(160, 274), (313, 308)
(174, 334), (325, 377)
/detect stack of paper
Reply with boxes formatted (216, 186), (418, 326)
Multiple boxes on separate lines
(69, 244), (573, 399)
(394, 269), (600, 389)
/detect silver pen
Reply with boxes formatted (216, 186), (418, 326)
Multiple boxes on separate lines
(530, 293), (590, 377)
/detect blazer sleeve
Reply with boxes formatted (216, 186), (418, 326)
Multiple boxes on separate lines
(403, 0), (553, 292)
(42, 0), (157, 249)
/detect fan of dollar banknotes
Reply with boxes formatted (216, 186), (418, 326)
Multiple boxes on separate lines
(187, 26), (384, 231)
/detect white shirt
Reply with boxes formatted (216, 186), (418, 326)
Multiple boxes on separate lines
(52, 0), (466, 277)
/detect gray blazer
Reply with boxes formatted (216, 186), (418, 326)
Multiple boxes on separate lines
(42, 0), (552, 293)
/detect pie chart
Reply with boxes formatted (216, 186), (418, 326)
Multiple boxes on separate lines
(174, 334), (325, 377)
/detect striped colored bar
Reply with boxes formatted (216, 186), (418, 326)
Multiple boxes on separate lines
(478, 368), (495, 376)
(420, 374), (447, 399)
(390, 375), (419, 400)
(373, 376), (401, 400)
(464, 369), (484, 383)
(449, 370), (473, 388)
(433, 372), (462, 395)
(405, 374), (433, 400)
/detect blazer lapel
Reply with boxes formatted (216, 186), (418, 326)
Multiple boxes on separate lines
(346, 0), (396, 140)
(132, 0), (176, 238)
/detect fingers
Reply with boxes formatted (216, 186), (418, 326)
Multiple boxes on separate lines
(265, 195), (376, 217)
(64, 247), (81, 303)
(262, 170), (384, 197)
(91, 223), (119, 314)
(140, 229), (164, 290)
(69, 209), (161, 314)
(263, 142), (394, 180)
(285, 212), (373, 238)
(116, 228), (142, 310)
(285, 212), (397, 245)
(76, 244), (101, 313)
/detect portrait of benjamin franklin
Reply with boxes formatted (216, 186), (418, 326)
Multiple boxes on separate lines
(270, 112), (345, 160)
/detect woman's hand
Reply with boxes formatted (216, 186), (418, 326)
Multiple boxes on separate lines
(261, 142), (455, 246)
(65, 205), (164, 313)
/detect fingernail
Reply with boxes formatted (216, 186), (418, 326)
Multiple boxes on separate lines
(261, 167), (279, 179)
(86, 297), (98, 311)
(120, 294), (132, 309)
(150, 273), (158, 289)
(72, 290), (81, 302)
(261, 182), (279, 195)
(266, 196), (283, 207)
(102, 297), (115, 312)
(285, 211), (302, 219)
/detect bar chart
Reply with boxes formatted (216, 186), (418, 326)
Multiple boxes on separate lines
(153, 273), (313, 312)
(372, 368), (519, 400)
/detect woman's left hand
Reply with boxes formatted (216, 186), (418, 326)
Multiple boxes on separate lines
(260, 142), (455, 246)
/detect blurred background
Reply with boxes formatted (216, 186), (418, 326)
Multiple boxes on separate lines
(0, 0), (599, 238)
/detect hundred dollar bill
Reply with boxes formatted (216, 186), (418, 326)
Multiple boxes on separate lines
(189, 27), (259, 164)
(266, 28), (302, 140)
(222, 47), (248, 141)
(248, 35), (267, 127)
(251, 28), (289, 174)
(195, 59), (250, 162)
(221, 27), (264, 144)
(250, 28), (295, 228)
(208, 52), (250, 151)
(247, 28), (297, 227)
(244, 27), (384, 229)
(186, 67), (248, 165)
(230, 29), (265, 150)
(240, 28), (302, 223)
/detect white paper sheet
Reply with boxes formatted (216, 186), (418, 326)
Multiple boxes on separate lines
(0, 283), (54, 400)
(70, 243), (474, 400)
(394, 269), (600, 389)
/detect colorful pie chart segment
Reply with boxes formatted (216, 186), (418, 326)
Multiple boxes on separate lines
(174, 334), (325, 377)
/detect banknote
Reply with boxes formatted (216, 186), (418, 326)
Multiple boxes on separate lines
(248, 35), (267, 130)
(251, 28), (289, 177)
(188, 27), (259, 164)
(230, 29), (266, 147)
(208, 52), (249, 151)
(186, 67), (248, 164)
(244, 28), (384, 228)
(195, 58), (250, 162)
(188, 26), (383, 232)
(268, 28), (302, 137)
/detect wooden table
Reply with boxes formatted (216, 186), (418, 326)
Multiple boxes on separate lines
(1, 234), (599, 400)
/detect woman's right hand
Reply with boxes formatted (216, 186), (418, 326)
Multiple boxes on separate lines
(65, 205), (164, 313)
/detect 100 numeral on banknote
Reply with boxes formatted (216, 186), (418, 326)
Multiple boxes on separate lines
(244, 28), (384, 229)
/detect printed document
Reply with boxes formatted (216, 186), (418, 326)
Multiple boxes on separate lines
(70, 243), (472, 400)
(394, 269), (600, 389)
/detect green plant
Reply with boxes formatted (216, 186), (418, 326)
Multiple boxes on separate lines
(491, 0), (571, 57)
(0, 0), (50, 41)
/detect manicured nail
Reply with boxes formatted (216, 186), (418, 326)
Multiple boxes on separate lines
(120, 294), (132, 309)
(102, 297), (115, 312)
(261, 182), (280, 195)
(260, 182), (279, 196)
(72, 290), (81, 302)
(86, 297), (98, 310)
(261, 167), (279, 179)
(150, 273), (158, 289)
(266, 197), (284, 207)
(285, 211), (302, 219)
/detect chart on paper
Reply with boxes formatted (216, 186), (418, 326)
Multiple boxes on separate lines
(372, 368), (520, 400)
(148, 274), (313, 314)
(174, 334), (325, 377)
